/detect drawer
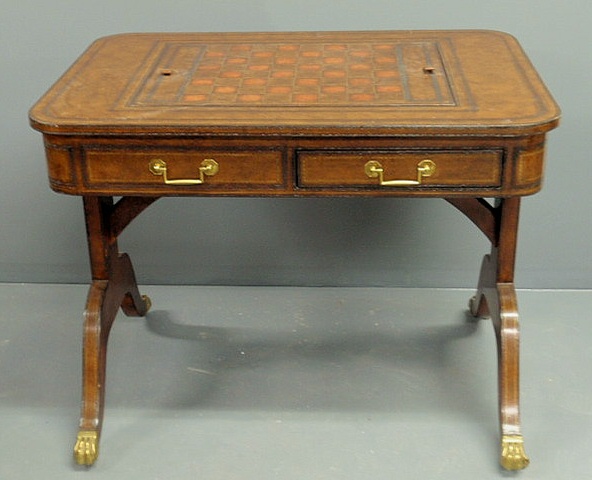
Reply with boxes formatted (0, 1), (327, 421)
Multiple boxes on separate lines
(83, 147), (284, 189)
(297, 150), (502, 188)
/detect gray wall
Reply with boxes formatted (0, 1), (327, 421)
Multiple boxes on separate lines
(1, 1), (589, 288)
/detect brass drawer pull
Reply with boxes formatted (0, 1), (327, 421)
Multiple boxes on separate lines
(149, 158), (219, 185)
(364, 159), (436, 186)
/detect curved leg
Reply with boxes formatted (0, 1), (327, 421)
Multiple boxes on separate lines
(74, 254), (152, 465)
(470, 256), (529, 470)
(75, 197), (154, 466)
(74, 282), (108, 466)
(479, 282), (529, 469)
(464, 198), (529, 470)
(496, 284), (529, 470)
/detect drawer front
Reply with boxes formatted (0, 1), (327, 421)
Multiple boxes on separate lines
(83, 148), (284, 189)
(297, 150), (502, 188)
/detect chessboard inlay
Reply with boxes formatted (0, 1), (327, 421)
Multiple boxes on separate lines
(129, 40), (456, 107)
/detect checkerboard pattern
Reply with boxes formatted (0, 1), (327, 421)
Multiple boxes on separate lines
(138, 41), (451, 107)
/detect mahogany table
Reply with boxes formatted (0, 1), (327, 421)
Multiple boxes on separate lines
(30, 30), (559, 470)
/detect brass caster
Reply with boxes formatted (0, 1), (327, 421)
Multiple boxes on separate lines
(500, 435), (530, 471)
(141, 295), (152, 313)
(74, 430), (99, 466)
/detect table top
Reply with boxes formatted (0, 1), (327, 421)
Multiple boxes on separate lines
(30, 30), (559, 137)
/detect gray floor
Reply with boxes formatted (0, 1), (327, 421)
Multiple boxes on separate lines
(0, 284), (590, 479)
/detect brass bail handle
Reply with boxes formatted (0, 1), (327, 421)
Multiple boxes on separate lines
(149, 158), (219, 185)
(364, 159), (436, 186)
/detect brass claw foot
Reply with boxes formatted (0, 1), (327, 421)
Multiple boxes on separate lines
(501, 435), (530, 471)
(141, 294), (152, 313)
(74, 430), (99, 466)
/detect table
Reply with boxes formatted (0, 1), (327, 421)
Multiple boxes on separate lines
(29, 30), (559, 470)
